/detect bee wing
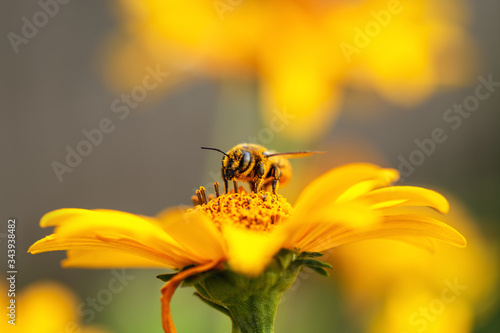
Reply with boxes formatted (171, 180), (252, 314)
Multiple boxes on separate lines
(265, 151), (325, 159)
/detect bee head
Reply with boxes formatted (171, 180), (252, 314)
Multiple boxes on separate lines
(201, 146), (253, 180)
(223, 149), (252, 180)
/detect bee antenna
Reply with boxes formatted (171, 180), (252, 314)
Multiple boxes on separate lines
(201, 147), (229, 157)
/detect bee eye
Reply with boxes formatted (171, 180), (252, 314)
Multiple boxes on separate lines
(239, 151), (252, 172)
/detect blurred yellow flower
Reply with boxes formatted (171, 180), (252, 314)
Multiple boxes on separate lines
(103, 0), (473, 141)
(331, 195), (498, 333)
(1, 280), (111, 333)
(29, 163), (466, 332)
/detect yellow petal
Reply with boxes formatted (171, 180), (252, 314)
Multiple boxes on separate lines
(29, 232), (187, 269)
(324, 214), (467, 251)
(29, 208), (204, 268)
(356, 186), (450, 213)
(381, 236), (437, 254)
(334, 172), (400, 204)
(285, 201), (380, 251)
(62, 249), (175, 268)
(40, 208), (96, 227)
(222, 224), (286, 276)
(156, 207), (227, 262)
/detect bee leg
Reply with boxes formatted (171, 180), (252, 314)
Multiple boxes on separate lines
(221, 165), (228, 194)
(270, 166), (281, 195)
(254, 179), (265, 193)
(254, 162), (266, 193)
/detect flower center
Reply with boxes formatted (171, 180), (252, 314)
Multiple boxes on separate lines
(190, 183), (292, 231)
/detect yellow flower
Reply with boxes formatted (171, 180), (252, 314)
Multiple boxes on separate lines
(29, 163), (466, 332)
(1, 279), (110, 333)
(103, 0), (472, 141)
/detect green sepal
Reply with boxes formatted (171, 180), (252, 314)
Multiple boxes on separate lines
(156, 272), (178, 282)
(305, 265), (330, 277)
(194, 291), (231, 317)
(182, 269), (219, 287)
(293, 258), (333, 269)
(276, 248), (296, 270)
(156, 264), (197, 283)
(194, 289), (241, 333)
(298, 251), (324, 258)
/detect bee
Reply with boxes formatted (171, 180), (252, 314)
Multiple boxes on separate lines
(201, 143), (324, 194)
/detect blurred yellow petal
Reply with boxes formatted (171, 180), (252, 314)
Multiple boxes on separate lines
(16, 281), (78, 333)
(363, 20), (436, 105)
(258, 7), (344, 142)
(104, 0), (474, 142)
(1, 280), (113, 333)
(369, 282), (474, 333)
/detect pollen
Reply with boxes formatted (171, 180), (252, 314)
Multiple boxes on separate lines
(190, 184), (292, 231)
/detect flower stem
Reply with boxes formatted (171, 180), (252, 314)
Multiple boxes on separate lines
(193, 250), (302, 333)
(226, 292), (281, 333)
